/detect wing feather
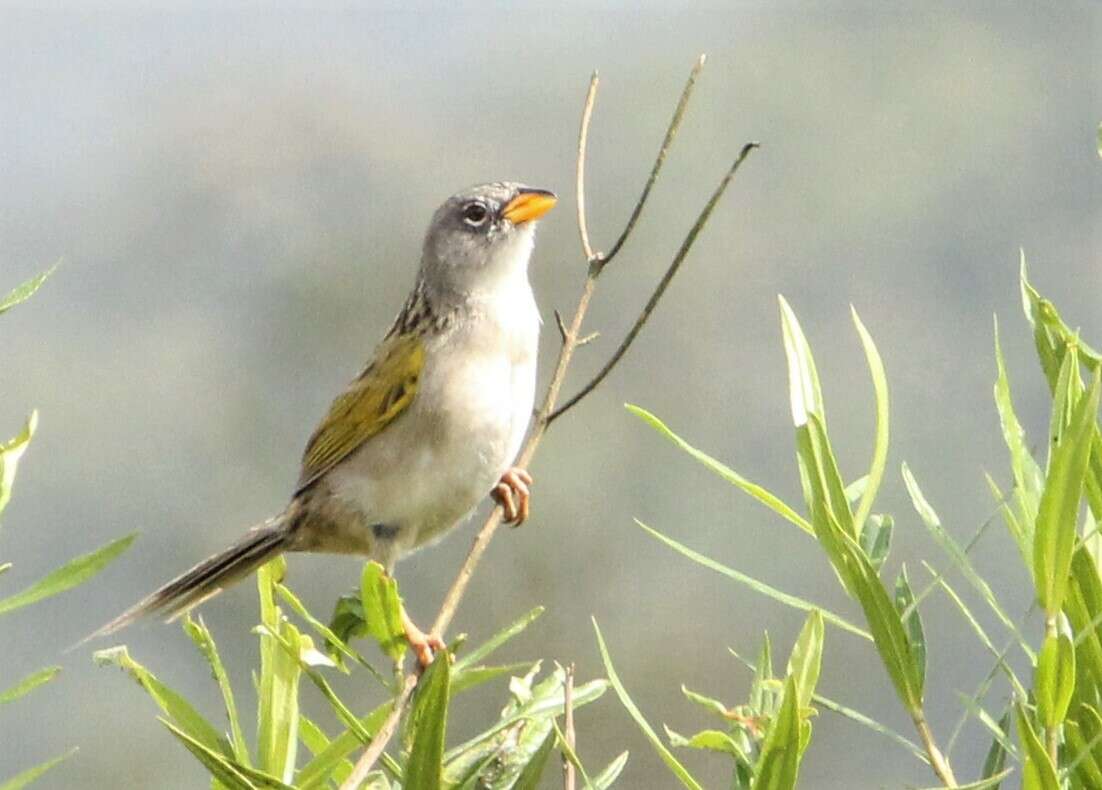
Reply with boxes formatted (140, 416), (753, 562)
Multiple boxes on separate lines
(296, 332), (425, 492)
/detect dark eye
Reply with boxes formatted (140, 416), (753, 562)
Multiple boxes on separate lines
(462, 202), (489, 226)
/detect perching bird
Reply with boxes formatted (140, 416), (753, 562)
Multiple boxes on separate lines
(93, 182), (556, 665)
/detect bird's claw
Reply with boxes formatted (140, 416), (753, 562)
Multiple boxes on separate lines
(401, 609), (444, 668)
(493, 467), (533, 526)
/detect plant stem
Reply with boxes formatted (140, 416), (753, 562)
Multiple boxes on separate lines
(911, 708), (958, 787)
(1044, 614), (1059, 766)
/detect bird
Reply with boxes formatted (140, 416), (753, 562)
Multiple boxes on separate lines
(92, 182), (557, 666)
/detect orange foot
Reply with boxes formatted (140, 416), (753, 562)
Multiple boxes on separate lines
(401, 608), (444, 669)
(492, 467), (533, 526)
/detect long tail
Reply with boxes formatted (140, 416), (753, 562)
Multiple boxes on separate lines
(88, 516), (291, 641)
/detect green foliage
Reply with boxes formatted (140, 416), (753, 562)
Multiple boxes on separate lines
(619, 265), (1102, 787)
(98, 545), (606, 788)
(1, 267), (133, 787)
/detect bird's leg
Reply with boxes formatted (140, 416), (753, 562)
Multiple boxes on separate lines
(492, 467), (533, 525)
(400, 606), (444, 668)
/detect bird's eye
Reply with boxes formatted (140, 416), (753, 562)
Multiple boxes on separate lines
(462, 202), (489, 226)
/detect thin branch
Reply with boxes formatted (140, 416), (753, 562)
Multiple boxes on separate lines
(576, 71), (600, 264)
(554, 308), (569, 343)
(339, 673), (417, 789)
(547, 140), (759, 425)
(563, 663), (577, 790)
(912, 709), (959, 787)
(601, 54), (708, 268)
(342, 61), (756, 785)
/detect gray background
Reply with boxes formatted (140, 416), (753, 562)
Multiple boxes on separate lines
(1, 3), (1099, 788)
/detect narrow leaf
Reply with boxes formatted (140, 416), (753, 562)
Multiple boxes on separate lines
(0, 412), (37, 524)
(1034, 633), (1075, 729)
(1015, 706), (1059, 790)
(0, 534), (136, 616)
(592, 751), (630, 789)
(593, 619), (702, 790)
(94, 645), (230, 757)
(360, 561), (407, 663)
(0, 666), (60, 705)
(752, 676), (802, 790)
(785, 610), (824, 711)
(184, 616), (250, 766)
(850, 307), (890, 536)
(627, 405), (813, 537)
(405, 655), (451, 790)
(636, 519), (870, 641)
(0, 748), (76, 790)
(1033, 371), (1100, 615)
(453, 606), (544, 671)
(779, 295), (825, 427)
(893, 566), (926, 694)
(980, 710), (1012, 786)
(0, 263), (57, 316)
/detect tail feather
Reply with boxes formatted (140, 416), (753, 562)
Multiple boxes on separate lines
(86, 518), (290, 642)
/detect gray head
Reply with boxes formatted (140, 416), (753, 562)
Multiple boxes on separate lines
(420, 181), (556, 299)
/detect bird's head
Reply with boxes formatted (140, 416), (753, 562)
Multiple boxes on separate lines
(421, 181), (556, 298)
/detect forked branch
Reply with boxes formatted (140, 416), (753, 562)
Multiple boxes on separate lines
(341, 57), (757, 789)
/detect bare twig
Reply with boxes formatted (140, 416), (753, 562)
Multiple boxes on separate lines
(342, 56), (756, 786)
(554, 308), (569, 343)
(340, 673), (417, 787)
(547, 140), (759, 425)
(601, 54), (707, 268)
(576, 71), (600, 265)
(563, 663), (577, 790)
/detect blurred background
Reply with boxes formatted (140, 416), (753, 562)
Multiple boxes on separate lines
(1, 3), (1099, 787)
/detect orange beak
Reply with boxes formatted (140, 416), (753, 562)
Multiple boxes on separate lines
(501, 188), (557, 225)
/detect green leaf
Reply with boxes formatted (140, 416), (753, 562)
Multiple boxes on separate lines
(785, 610), (824, 712)
(451, 662), (533, 696)
(511, 730), (556, 790)
(980, 710), (1011, 788)
(256, 560), (300, 783)
(779, 295), (825, 427)
(94, 645), (231, 758)
(405, 655), (451, 790)
(295, 704), (392, 789)
(810, 693), (927, 763)
(0, 748), (76, 790)
(0, 666), (60, 705)
(1066, 703), (1102, 789)
(903, 463), (1029, 659)
(160, 719), (293, 790)
(1033, 370), (1100, 615)
(1065, 546), (1102, 697)
(360, 561), (407, 663)
(184, 616), (251, 766)
(1015, 705), (1059, 790)
(627, 404), (813, 537)
(830, 514), (924, 713)
(859, 514), (893, 572)
(453, 606), (544, 672)
(0, 533), (136, 616)
(893, 566), (926, 694)
(592, 751), (630, 789)
(1034, 632), (1075, 729)
(795, 417), (858, 596)
(635, 519), (870, 641)
(276, 582), (381, 683)
(666, 726), (748, 759)
(0, 263), (57, 316)
(993, 319), (1044, 555)
(752, 676), (802, 790)
(850, 307), (890, 537)
(593, 619), (703, 790)
(750, 634), (774, 713)
(0, 411), (37, 525)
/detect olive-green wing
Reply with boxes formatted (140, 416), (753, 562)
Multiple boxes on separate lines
(296, 332), (425, 493)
